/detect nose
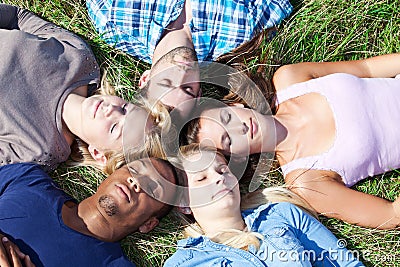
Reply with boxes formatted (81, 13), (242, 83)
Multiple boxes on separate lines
(127, 177), (141, 192)
(104, 103), (122, 118)
(241, 123), (249, 135)
(226, 122), (249, 135)
(215, 174), (226, 185)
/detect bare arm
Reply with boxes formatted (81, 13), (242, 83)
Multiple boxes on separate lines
(285, 169), (400, 229)
(273, 53), (400, 91)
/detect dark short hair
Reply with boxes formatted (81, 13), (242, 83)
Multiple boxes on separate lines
(151, 158), (179, 220)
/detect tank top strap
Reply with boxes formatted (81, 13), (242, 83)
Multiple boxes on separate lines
(276, 81), (316, 104)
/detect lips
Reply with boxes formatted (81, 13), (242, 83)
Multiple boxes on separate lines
(93, 99), (102, 118)
(212, 188), (231, 200)
(250, 117), (258, 139)
(115, 184), (131, 203)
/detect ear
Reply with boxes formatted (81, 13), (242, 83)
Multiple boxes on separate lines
(175, 206), (192, 214)
(138, 217), (159, 233)
(88, 145), (107, 166)
(139, 70), (151, 89)
(229, 103), (245, 108)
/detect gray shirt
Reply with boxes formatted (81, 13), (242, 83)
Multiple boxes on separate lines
(0, 4), (100, 171)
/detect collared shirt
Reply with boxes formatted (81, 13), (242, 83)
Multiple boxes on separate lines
(164, 202), (365, 267)
(86, 0), (293, 64)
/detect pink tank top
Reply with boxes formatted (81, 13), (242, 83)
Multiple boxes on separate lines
(278, 73), (400, 186)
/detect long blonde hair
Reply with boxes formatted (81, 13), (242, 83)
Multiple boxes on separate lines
(177, 144), (316, 251)
(69, 77), (171, 175)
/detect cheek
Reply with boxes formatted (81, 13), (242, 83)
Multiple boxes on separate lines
(84, 121), (106, 140)
(230, 135), (250, 155)
(160, 89), (193, 108)
(198, 122), (224, 148)
(188, 185), (213, 207)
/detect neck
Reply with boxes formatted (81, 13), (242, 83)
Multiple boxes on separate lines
(200, 212), (246, 237)
(254, 114), (287, 154)
(273, 111), (302, 165)
(62, 93), (85, 142)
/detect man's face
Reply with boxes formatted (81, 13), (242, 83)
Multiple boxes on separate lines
(143, 47), (200, 120)
(94, 158), (177, 232)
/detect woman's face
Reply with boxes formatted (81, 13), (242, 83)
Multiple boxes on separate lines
(80, 95), (153, 151)
(183, 151), (241, 221)
(196, 106), (264, 156)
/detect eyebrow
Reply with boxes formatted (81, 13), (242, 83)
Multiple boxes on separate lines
(181, 86), (196, 98)
(138, 159), (146, 169)
(119, 104), (138, 140)
(219, 109), (224, 124)
(221, 132), (228, 150)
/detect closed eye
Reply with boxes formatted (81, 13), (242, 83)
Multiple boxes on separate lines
(110, 123), (117, 133)
(221, 132), (231, 152)
(157, 79), (174, 89)
(197, 177), (206, 182)
(122, 103), (127, 114)
(220, 109), (231, 125)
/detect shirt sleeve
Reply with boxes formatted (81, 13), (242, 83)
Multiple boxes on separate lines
(278, 203), (365, 267)
(0, 4), (18, 29)
(0, 4), (91, 50)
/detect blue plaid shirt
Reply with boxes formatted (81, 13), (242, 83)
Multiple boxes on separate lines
(86, 0), (292, 64)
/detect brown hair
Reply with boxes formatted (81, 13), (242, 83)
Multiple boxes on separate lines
(217, 28), (279, 115)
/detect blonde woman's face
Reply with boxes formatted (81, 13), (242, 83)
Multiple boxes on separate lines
(183, 151), (241, 221)
(80, 95), (154, 151)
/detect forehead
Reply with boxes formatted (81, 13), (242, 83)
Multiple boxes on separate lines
(150, 59), (199, 81)
(127, 158), (175, 184)
(183, 151), (226, 174)
(100, 95), (126, 102)
(122, 105), (153, 148)
(197, 112), (224, 145)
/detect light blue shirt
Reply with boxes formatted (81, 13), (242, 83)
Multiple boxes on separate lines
(86, 0), (293, 63)
(164, 202), (365, 267)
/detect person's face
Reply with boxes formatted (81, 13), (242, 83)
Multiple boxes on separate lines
(197, 106), (264, 156)
(80, 95), (153, 150)
(146, 48), (200, 120)
(183, 151), (240, 221)
(94, 158), (176, 231)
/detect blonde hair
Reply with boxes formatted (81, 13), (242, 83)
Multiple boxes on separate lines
(69, 78), (171, 175)
(177, 144), (316, 251)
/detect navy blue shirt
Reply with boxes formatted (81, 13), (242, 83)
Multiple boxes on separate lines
(0, 163), (134, 267)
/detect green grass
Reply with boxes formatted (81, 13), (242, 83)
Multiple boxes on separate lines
(3, 0), (400, 266)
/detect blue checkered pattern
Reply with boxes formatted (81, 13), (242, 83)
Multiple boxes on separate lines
(86, 0), (292, 64)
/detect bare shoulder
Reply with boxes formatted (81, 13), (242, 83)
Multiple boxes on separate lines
(272, 65), (296, 91)
(272, 64), (314, 92)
